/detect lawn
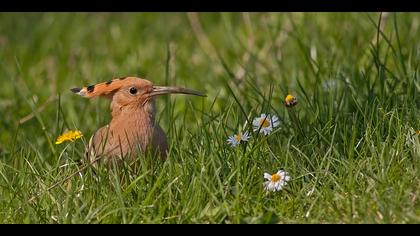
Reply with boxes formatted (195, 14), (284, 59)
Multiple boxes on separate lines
(0, 12), (419, 223)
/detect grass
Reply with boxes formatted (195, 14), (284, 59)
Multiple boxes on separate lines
(0, 12), (419, 223)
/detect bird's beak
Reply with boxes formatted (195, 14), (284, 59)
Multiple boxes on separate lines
(150, 86), (206, 97)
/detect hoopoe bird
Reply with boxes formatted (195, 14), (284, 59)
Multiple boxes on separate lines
(71, 76), (205, 164)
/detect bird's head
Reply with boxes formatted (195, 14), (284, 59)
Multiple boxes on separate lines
(71, 76), (206, 117)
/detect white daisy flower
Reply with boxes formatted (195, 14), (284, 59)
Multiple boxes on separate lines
(252, 113), (280, 135)
(227, 131), (251, 147)
(263, 170), (291, 192)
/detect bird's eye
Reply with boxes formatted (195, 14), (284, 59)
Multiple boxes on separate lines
(129, 87), (138, 95)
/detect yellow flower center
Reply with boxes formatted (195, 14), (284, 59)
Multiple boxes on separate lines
(285, 94), (295, 103)
(271, 173), (281, 182)
(259, 118), (270, 128)
(234, 134), (242, 142)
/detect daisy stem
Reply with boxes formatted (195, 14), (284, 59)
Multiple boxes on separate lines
(242, 144), (246, 156)
(288, 108), (307, 139)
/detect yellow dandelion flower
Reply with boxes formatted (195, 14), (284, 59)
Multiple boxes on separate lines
(55, 130), (83, 145)
(284, 94), (298, 107)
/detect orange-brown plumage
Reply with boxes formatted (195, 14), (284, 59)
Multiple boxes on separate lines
(71, 77), (205, 163)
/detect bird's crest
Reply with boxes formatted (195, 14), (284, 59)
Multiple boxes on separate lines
(71, 76), (138, 99)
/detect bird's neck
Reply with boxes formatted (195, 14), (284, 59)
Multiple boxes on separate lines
(108, 101), (157, 154)
(111, 101), (156, 128)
